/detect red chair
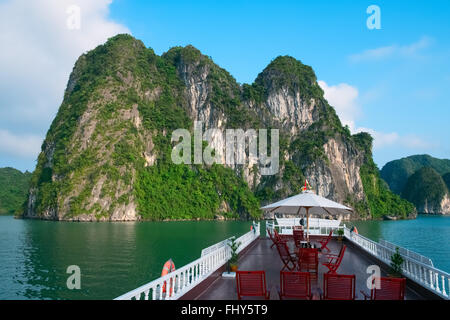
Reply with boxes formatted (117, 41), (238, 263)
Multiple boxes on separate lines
(267, 228), (277, 248)
(278, 271), (312, 300)
(322, 273), (356, 300)
(274, 229), (290, 243)
(317, 230), (333, 253)
(323, 245), (346, 273)
(298, 248), (319, 280)
(236, 271), (270, 300)
(293, 229), (305, 248)
(361, 277), (406, 300)
(275, 241), (298, 271)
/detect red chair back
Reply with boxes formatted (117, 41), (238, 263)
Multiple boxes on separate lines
(320, 230), (333, 245)
(324, 245), (346, 273)
(236, 271), (269, 300)
(299, 248), (319, 262)
(293, 229), (305, 247)
(267, 228), (275, 242)
(298, 248), (319, 279)
(274, 229), (282, 242)
(275, 241), (297, 271)
(279, 271), (311, 300)
(334, 245), (346, 265)
(276, 241), (290, 257)
(372, 277), (406, 300)
(323, 273), (356, 300)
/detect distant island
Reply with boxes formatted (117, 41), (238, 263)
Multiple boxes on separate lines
(381, 155), (450, 214)
(9, 34), (416, 222)
(0, 167), (31, 215)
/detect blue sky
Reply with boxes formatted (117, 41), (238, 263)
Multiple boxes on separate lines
(1, 0), (449, 172)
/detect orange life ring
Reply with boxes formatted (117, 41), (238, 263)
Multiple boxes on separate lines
(161, 259), (175, 296)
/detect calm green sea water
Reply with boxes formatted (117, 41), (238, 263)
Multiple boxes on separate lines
(349, 215), (450, 273)
(0, 216), (252, 300)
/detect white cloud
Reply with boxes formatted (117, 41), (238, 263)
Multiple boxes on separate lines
(0, 130), (42, 158)
(400, 135), (436, 149)
(0, 0), (129, 165)
(319, 80), (434, 150)
(350, 46), (397, 62)
(318, 81), (360, 129)
(355, 127), (435, 150)
(349, 36), (433, 62)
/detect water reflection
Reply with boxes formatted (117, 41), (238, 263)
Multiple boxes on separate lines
(17, 220), (138, 299)
(349, 219), (383, 242)
(0, 216), (251, 300)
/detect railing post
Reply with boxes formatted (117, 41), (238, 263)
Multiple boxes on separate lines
(422, 266), (427, 286)
(447, 277), (450, 298)
(429, 270), (435, 290)
(176, 274), (181, 295)
(435, 273), (441, 294)
(440, 274), (446, 296)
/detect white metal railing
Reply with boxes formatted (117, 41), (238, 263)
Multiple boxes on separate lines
(266, 219), (343, 237)
(344, 226), (449, 300)
(379, 239), (433, 267)
(114, 222), (260, 300)
(201, 237), (232, 257)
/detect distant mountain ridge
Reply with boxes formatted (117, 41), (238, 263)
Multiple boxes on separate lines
(0, 167), (31, 215)
(381, 155), (450, 214)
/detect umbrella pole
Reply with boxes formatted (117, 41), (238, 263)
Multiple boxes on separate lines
(306, 207), (310, 241)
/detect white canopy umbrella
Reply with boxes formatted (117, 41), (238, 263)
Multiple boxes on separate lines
(261, 189), (353, 239)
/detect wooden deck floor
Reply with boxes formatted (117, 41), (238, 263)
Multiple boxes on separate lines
(188, 237), (427, 300)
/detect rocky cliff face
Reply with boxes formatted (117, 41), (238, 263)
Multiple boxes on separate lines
(418, 194), (450, 214)
(310, 137), (365, 204)
(25, 34), (413, 221)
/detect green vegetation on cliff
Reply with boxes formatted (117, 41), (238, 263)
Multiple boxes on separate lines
(359, 161), (416, 219)
(354, 133), (416, 219)
(136, 164), (260, 220)
(254, 56), (324, 101)
(443, 173), (450, 191)
(31, 35), (153, 217)
(0, 168), (31, 215)
(402, 167), (449, 211)
(30, 35), (260, 220)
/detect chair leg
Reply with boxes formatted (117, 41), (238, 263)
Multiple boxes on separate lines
(282, 263), (292, 271)
(289, 261), (298, 271)
(326, 268), (337, 274)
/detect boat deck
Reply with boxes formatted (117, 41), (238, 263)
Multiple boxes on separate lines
(185, 237), (427, 300)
